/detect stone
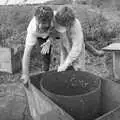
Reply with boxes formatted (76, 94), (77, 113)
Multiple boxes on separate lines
(0, 83), (32, 120)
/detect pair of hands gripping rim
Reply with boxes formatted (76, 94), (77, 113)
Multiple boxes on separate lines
(20, 75), (30, 88)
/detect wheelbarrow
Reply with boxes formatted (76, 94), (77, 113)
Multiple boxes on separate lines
(30, 70), (120, 120)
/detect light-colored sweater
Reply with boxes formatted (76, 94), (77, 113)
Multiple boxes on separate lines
(59, 18), (85, 71)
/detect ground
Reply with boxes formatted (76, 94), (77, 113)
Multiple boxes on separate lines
(0, 2), (119, 120)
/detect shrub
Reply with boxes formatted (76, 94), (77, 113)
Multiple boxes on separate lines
(0, 25), (18, 45)
(74, 6), (120, 49)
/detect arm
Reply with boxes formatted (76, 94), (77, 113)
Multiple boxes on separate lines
(61, 20), (84, 69)
(59, 42), (67, 65)
(85, 41), (104, 57)
(22, 45), (33, 76)
(21, 17), (37, 84)
(21, 32), (37, 83)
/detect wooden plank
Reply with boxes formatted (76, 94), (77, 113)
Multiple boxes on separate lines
(113, 51), (120, 80)
(0, 48), (12, 73)
(96, 106), (120, 120)
(102, 43), (120, 80)
(102, 43), (120, 51)
(0, 47), (22, 73)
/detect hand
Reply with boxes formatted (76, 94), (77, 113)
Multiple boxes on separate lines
(57, 64), (67, 72)
(40, 39), (51, 55)
(97, 50), (105, 57)
(20, 74), (30, 85)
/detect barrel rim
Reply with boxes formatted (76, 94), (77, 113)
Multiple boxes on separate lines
(40, 72), (102, 98)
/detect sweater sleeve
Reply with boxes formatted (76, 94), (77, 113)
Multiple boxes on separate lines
(63, 19), (84, 68)
(25, 17), (37, 46)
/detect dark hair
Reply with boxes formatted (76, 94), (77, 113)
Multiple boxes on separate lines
(34, 6), (53, 24)
(55, 6), (75, 27)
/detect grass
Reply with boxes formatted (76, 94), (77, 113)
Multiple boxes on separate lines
(0, 3), (120, 83)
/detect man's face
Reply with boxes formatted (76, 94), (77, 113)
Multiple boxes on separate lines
(38, 22), (51, 33)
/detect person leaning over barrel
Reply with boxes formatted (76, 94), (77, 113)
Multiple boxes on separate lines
(54, 6), (86, 72)
(21, 6), (54, 85)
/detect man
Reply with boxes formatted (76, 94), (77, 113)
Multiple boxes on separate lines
(21, 6), (54, 84)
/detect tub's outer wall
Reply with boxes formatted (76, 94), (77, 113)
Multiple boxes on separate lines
(96, 78), (120, 120)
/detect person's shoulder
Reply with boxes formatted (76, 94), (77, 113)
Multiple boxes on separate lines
(27, 16), (37, 33)
(71, 18), (82, 32)
(74, 18), (82, 28)
(70, 18), (83, 40)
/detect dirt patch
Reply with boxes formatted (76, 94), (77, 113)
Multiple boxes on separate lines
(0, 83), (33, 120)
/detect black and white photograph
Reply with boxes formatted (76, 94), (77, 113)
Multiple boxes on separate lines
(0, 0), (120, 120)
